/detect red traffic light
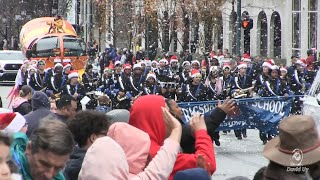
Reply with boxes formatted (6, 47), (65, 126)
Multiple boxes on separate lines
(242, 18), (253, 30)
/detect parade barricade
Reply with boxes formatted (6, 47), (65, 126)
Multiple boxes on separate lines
(178, 96), (298, 132)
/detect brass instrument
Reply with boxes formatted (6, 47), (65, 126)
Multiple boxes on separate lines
(232, 87), (254, 98)
(117, 94), (127, 102)
(52, 92), (61, 101)
(131, 91), (143, 105)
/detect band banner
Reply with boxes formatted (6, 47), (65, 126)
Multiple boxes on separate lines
(178, 96), (294, 131)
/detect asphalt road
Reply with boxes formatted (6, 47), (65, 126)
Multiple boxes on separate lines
(0, 85), (268, 179)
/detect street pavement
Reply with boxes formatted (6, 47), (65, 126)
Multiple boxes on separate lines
(0, 85), (268, 179)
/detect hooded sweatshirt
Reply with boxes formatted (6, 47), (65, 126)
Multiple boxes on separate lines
(12, 97), (32, 116)
(79, 136), (180, 180)
(129, 95), (216, 179)
(24, 92), (52, 137)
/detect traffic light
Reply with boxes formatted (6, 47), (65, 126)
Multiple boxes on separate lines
(242, 18), (253, 30)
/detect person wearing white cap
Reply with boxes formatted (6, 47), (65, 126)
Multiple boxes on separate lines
(144, 72), (161, 95)
(232, 62), (253, 140)
(61, 70), (86, 109)
(279, 67), (288, 82)
(191, 60), (200, 70)
(131, 63), (144, 97)
(155, 59), (172, 84)
(43, 62), (66, 96)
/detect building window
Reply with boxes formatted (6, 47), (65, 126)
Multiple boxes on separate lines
(308, 0), (318, 49)
(292, 0), (301, 57)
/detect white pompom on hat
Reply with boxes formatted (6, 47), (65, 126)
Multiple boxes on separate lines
(54, 63), (63, 68)
(262, 61), (273, 69)
(280, 67), (288, 73)
(0, 112), (26, 135)
(182, 61), (191, 67)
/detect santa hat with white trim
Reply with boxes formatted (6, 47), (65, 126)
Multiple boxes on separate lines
(262, 61), (273, 69)
(191, 60), (200, 66)
(54, 58), (62, 63)
(159, 59), (168, 65)
(295, 59), (307, 67)
(54, 63), (63, 69)
(68, 70), (79, 79)
(267, 59), (275, 65)
(280, 66), (288, 73)
(151, 60), (159, 65)
(222, 62), (231, 70)
(0, 112), (26, 135)
(170, 56), (179, 63)
(237, 62), (248, 69)
(182, 61), (191, 67)
(114, 61), (122, 67)
(146, 72), (157, 81)
(63, 63), (72, 71)
(270, 65), (279, 70)
(191, 69), (201, 78)
(133, 63), (142, 70)
(63, 59), (71, 63)
(123, 64), (132, 70)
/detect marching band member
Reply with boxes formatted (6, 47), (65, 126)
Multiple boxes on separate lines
(221, 63), (234, 99)
(131, 63), (145, 97)
(205, 66), (223, 100)
(280, 66), (289, 83)
(178, 69), (208, 102)
(254, 60), (272, 96)
(289, 59), (312, 114)
(259, 65), (289, 144)
(143, 72), (161, 95)
(43, 63), (66, 97)
(155, 58), (172, 83)
(27, 60), (46, 91)
(100, 67), (114, 96)
(26, 65), (37, 89)
(82, 64), (99, 92)
(231, 62), (253, 140)
(61, 70), (86, 109)
(191, 60), (200, 70)
(179, 61), (192, 85)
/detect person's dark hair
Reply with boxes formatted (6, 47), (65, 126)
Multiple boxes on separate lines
(253, 166), (266, 180)
(57, 95), (77, 109)
(30, 118), (74, 155)
(19, 85), (32, 97)
(165, 98), (174, 112)
(67, 110), (110, 148)
(86, 64), (93, 71)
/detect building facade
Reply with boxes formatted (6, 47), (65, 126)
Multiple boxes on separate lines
(222, 0), (320, 64)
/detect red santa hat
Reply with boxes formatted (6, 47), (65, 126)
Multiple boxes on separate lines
(68, 70), (79, 79)
(262, 61), (273, 69)
(237, 62), (248, 69)
(133, 63), (142, 70)
(159, 59), (168, 65)
(295, 59), (307, 67)
(146, 72), (157, 81)
(54, 58), (62, 63)
(63, 63), (71, 70)
(0, 112), (26, 135)
(267, 59), (275, 65)
(222, 62), (231, 70)
(191, 69), (201, 78)
(170, 56), (179, 63)
(243, 53), (250, 59)
(23, 60), (30, 64)
(123, 64), (132, 70)
(280, 67), (288, 73)
(191, 60), (200, 66)
(28, 65), (37, 73)
(63, 59), (71, 63)
(30, 60), (38, 65)
(151, 60), (159, 65)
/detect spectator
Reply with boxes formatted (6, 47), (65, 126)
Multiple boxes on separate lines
(173, 168), (211, 180)
(65, 110), (110, 180)
(129, 95), (216, 179)
(24, 92), (51, 137)
(79, 107), (182, 180)
(0, 112), (27, 136)
(12, 85), (32, 115)
(0, 133), (13, 180)
(11, 118), (74, 180)
(105, 109), (130, 124)
(258, 115), (320, 179)
(46, 95), (77, 123)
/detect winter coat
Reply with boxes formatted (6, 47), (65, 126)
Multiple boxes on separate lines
(78, 136), (180, 180)
(12, 97), (32, 116)
(24, 92), (51, 137)
(64, 147), (87, 180)
(108, 122), (180, 179)
(129, 95), (216, 179)
(261, 162), (311, 180)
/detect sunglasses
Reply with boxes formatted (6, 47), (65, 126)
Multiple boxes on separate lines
(38, 63), (45, 66)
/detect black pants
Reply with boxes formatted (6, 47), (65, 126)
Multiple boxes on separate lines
(260, 130), (272, 142)
(234, 129), (246, 138)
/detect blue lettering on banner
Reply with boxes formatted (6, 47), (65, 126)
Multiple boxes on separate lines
(178, 96), (294, 131)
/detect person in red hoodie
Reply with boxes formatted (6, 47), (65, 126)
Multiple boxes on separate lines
(129, 95), (216, 179)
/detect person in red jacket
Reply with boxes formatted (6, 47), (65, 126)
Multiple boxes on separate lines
(129, 95), (216, 179)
